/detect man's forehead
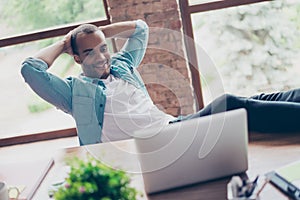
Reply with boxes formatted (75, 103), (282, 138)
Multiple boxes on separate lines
(76, 31), (106, 52)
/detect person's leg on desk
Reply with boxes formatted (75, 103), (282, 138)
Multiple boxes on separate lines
(250, 88), (300, 102)
(174, 93), (300, 133)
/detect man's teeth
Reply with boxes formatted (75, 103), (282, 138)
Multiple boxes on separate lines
(95, 62), (107, 68)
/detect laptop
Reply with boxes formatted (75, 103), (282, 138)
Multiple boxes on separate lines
(133, 108), (248, 194)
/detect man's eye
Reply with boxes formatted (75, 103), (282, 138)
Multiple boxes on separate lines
(100, 45), (107, 53)
(87, 50), (95, 56)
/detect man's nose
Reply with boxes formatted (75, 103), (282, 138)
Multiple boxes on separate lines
(96, 51), (106, 60)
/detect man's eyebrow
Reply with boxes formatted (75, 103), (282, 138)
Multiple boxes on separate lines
(83, 49), (93, 54)
(82, 44), (106, 54)
(99, 44), (107, 49)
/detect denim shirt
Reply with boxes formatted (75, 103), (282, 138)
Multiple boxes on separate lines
(21, 20), (149, 145)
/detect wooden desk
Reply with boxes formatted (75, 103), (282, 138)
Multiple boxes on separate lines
(33, 132), (300, 200)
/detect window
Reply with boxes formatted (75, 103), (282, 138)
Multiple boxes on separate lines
(0, 39), (78, 138)
(0, 0), (110, 142)
(191, 0), (300, 104)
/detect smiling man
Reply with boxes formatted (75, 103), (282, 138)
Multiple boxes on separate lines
(21, 20), (175, 145)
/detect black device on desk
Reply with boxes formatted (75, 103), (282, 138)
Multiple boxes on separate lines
(266, 161), (300, 200)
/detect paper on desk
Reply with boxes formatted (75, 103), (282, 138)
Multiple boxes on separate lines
(276, 160), (300, 188)
(0, 157), (54, 200)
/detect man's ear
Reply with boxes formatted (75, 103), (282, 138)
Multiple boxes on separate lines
(74, 55), (82, 64)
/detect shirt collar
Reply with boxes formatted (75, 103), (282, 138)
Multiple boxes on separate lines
(78, 73), (111, 89)
(78, 73), (102, 84)
(79, 66), (121, 83)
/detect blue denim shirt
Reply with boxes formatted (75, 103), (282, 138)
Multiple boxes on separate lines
(21, 20), (149, 145)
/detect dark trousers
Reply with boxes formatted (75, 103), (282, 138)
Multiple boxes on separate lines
(176, 88), (300, 133)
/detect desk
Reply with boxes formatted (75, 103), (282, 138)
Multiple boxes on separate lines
(32, 132), (300, 200)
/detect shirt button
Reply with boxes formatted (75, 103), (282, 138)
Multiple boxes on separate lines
(100, 104), (103, 107)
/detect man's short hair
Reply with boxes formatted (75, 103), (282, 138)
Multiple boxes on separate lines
(71, 24), (98, 55)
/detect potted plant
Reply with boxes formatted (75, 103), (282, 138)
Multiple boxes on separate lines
(54, 156), (140, 200)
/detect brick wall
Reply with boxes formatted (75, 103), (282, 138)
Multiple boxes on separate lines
(107, 0), (195, 116)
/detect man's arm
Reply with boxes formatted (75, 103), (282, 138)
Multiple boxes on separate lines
(21, 33), (73, 114)
(33, 33), (71, 68)
(34, 20), (138, 68)
(116, 20), (149, 68)
(100, 21), (137, 39)
(34, 21), (137, 68)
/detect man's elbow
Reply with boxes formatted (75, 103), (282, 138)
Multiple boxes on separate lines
(20, 57), (49, 83)
(20, 62), (31, 82)
(136, 19), (148, 31)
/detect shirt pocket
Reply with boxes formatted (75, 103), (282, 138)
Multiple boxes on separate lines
(72, 96), (94, 125)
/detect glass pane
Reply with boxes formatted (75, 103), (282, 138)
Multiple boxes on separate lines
(191, 1), (300, 104)
(0, 0), (106, 39)
(0, 39), (74, 138)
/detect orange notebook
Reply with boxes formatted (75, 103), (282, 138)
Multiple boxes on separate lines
(0, 157), (54, 200)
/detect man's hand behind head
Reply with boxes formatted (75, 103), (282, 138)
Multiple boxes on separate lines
(63, 31), (74, 56)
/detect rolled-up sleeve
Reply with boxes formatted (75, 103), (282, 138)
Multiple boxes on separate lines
(21, 57), (72, 114)
(120, 19), (149, 68)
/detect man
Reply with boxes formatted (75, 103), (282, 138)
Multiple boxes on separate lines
(21, 20), (300, 146)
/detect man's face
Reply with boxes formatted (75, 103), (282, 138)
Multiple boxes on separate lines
(74, 30), (111, 79)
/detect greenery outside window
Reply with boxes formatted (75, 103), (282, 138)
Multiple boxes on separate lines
(0, 0), (106, 39)
(191, 0), (300, 104)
